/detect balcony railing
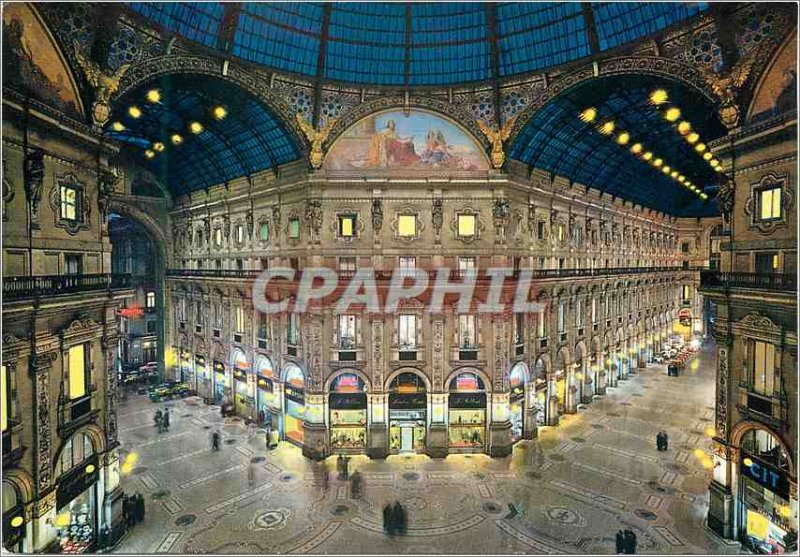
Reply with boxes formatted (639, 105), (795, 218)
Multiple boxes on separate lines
(700, 271), (796, 292)
(166, 266), (685, 282)
(4, 273), (132, 300)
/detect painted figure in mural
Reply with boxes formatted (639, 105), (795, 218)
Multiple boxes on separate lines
(367, 119), (418, 167)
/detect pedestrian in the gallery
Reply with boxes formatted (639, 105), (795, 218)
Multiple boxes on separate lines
(615, 530), (625, 553)
(163, 407), (170, 431)
(623, 529), (636, 554)
(656, 431), (664, 451)
(350, 470), (362, 499)
(393, 501), (406, 535)
(211, 430), (221, 451)
(383, 503), (394, 536)
(153, 409), (162, 428)
(660, 430), (669, 451)
(135, 492), (145, 523)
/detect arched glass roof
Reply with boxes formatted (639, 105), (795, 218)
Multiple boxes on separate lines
(127, 2), (708, 86)
(509, 75), (725, 217)
(105, 75), (301, 195)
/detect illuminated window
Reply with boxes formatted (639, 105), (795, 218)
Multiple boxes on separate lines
(338, 257), (357, 273)
(682, 285), (692, 301)
(338, 215), (356, 238)
(338, 315), (357, 349)
(259, 221), (270, 242)
(60, 185), (80, 221)
(1, 365), (8, 432)
(397, 215), (417, 238)
(759, 187), (782, 221)
(213, 228), (222, 247)
(235, 307), (245, 334)
(752, 341), (775, 396)
(68, 344), (87, 400)
(235, 224), (245, 244)
(288, 218), (300, 239)
(557, 302), (566, 333)
(398, 315), (417, 350)
(458, 257), (476, 272)
(576, 298), (584, 327)
(591, 297), (597, 323)
(398, 256), (416, 270)
(557, 223), (566, 242)
(457, 214), (476, 237)
(146, 291), (156, 308)
(459, 314), (477, 348)
(536, 309), (547, 337)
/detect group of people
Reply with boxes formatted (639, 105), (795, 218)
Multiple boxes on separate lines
(336, 454), (351, 480)
(382, 501), (408, 536)
(121, 493), (145, 527)
(153, 408), (170, 434)
(615, 529), (638, 554)
(656, 430), (670, 451)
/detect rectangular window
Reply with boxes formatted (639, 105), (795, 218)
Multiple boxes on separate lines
(235, 307), (245, 334)
(258, 313), (268, 341)
(289, 218), (300, 239)
(557, 302), (565, 333)
(338, 315), (357, 349)
(681, 242), (690, 253)
(753, 341), (776, 396)
(682, 285), (692, 301)
(536, 221), (545, 240)
(398, 215), (417, 237)
(260, 258), (270, 270)
(514, 313), (524, 344)
(458, 314), (477, 348)
(576, 298), (584, 327)
(68, 344), (87, 400)
(236, 258), (244, 271)
(338, 215), (356, 238)
(457, 214), (476, 237)
(458, 257), (476, 272)
(146, 291), (156, 308)
(287, 313), (298, 345)
(65, 254), (82, 275)
(399, 256), (416, 270)
(259, 221), (270, 242)
(338, 257), (357, 273)
(60, 185), (79, 221)
(759, 187), (782, 221)
(557, 224), (565, 242)
(591, 297), (597, 323)
(536, 309), (546, 337)
(146, 320), (156, 334)
(236, 224), (245, 244)
(755, 252), (779, 274)
(398, 315), (417, 350)
(214, 228), (223, 246)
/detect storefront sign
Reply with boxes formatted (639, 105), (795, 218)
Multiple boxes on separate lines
(257, 376), (273, 392)
(329, 392), (367, 410)
(741, 455), (790, 499)
(56, 455), (99, 509)
(285, 385), (304, 404)
(233, 368), (247, 382)
(449, 392), (486, 408)
(389, 392), (426, 409)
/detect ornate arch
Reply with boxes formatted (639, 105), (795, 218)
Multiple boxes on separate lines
(384, 367), (431, 393)
(2, 468), (35, 506)
(108, 195), (170, 264)
(323, 96), (492, 155)
(729, 420), (795, 477)
(112, 55), (306, 150)
(53, 424), (106, 470)
(324, 368), (372, 394)
(507, 361), (530, 384)
(555, 346), (572, 370)
(507, 55), (718, 144)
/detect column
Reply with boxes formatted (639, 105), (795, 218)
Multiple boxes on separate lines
(523, 383), (538, 439)
(367, 393), (388, 459)
(708, 338), (734, 538)
(30, 350), (58, 552)
(545, 373), (559, 426)
(488, 392), (512, 457)
(594, 355), (607, 396)
(565, 364), (578, 414)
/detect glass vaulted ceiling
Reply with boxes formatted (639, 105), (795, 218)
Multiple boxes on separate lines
(127, 2), (708, 86)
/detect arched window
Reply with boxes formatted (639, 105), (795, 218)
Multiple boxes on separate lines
(741, 429), (790, 471)
(55, 432), (94, 478)
(283, 363), (304, 388)
(2, 480), (19, 514)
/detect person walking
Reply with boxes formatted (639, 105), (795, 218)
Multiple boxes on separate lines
(211, 430), (221, 451)
(661, 431), (669, 451)
(337, 454), (344, 480)
(350, 470), (361, 499)
(154, 409), (162, 428)
(136, 492), (145, 523)
(121, 495), (130, 528)
(163, 408), (170, 432)
(623, 529), (634, 554)
(630, 530), (638, 554)
(655, 431), (663, 451)
(125, 496), (136, 527)
(393, 501), (405, 536)
(383, 503), (394, 536)
(615, 530), (625, 554)
(343, 455), (350, 480)
(322, 465), (330, 492)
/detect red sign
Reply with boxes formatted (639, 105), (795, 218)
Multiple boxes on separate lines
(118, 306), (144, 319)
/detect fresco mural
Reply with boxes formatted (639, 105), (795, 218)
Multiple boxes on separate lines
(748, 31), (797, 123)
(325, 110), (488, 171)
(2, 3), (83, 117)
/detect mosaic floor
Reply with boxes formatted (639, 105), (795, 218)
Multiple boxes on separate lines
(113, 345), (744, 555)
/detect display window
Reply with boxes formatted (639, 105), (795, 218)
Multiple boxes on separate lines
(388, 372), (427, 453)
(56, 488), (95, 554)
(231, 350), (251, 416)
(255, 356), (276, 426)
(213, 361), (227, 404)
(448, 372), (486, 451)
(329, 373), (367, 450)
(179, 350), (191, 385)
(508, 364), (526, 443)
(283, 364), (305, 444)
(195, 355), (210, 398)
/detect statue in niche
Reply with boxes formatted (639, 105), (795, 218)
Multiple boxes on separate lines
(24, 148), (44, 226)
(371, 198), (383, 233)
(431, 198), (443, 235)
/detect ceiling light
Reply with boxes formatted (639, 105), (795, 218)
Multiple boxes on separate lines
(677, 121), (692, 135)
(695, 143), (707, 153)
(642, 151), (653, 161)
(662, 165), (671, 174)
(616, 132), (630, 145)
(664, 107), (681, 122)
(630, 143), (643, 154)
(700, 193), (709, 200)
(111, 121), (125, 132)
(710, 158), (719, 167)
(653, 158), (663, 167)
(171, 134), (183, 145)
(144, 150), (155, 159)
(153, 142), (165, 152)
(599, 120), (615, 135)
(686, 132), (699, 144)
(146, 89), (161, 103)
(678, 176), (686, 183)
(715, 165), (724, 172)
(670, 171), (678, 179)
(213, 106), (227, 120)
(703, 152), (713, 161)
(128, 106), (142, 118)
(190, 121), (204, 134)
(649, 89), (669, 105)
(580, 107), (597, 123)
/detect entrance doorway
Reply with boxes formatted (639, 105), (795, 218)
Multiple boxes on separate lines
(388, 372), (427, 454)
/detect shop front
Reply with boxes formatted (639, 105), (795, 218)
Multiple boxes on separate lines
(212, 360), (228, 405)
(508, 364), (526, 443)
(2, 480), (26, 553)
(328, 373), (368, 452)
(255, 356), (278, 429)
(231, 350), (253, 419)
(195, 355), (211, 401)
(55, 455), (99, 554)
(447, 372), (486, 453)
(388, 372), (427, 454)
(283, 364), (305, 445)
(179, 349), (191, 387)
(737, 431), (795, 553)
(534, 379), (547, 426)
(555, 371), (566, 415)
